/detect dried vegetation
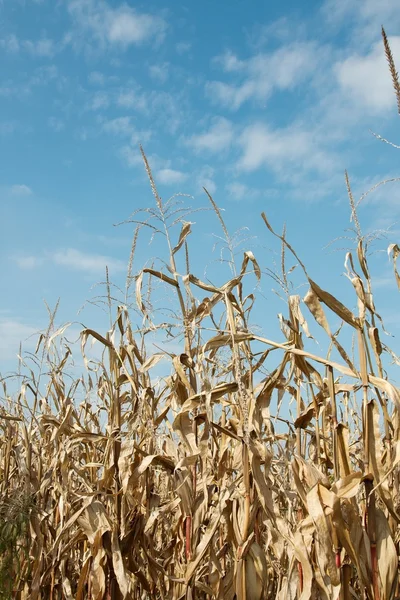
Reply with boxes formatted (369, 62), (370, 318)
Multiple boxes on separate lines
(1, 27), (400, 600)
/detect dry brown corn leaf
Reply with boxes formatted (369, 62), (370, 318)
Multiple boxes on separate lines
(184, 486), (232, 583)
(308, 279), (360, 329)
(240, 250), (261, 281)
(304, 287), (355, 370)
(375, 507), (398, 600)
(81, 328), (113, 350)
(366, 400), (398, 518)
(139, 352), (165, 373)
(51, 497), (93, 555)
(111, 526), (131, 598)
(319, 486), (373, 598)
(172, 221), (192, 255)
(236, 542), (267, 600)
(357, 240), (370, 280)
(388, 243), (400, 289)
(307, 484), (339, 586)
(292, 457), (330, 502)
(77, 501), (112, 545)
(289, 294), (314, 339)
(336, 423), (352, 478)
(173, 354), (195, 395)
(90, 545), (107, 600)
(294, 403), (315, 429)
(292, 524), (313, 600)
(135, 270), (146, 314)
(351, 276), (367, 322)
(184, 382), (238, 407)
(173, 411), (199, 456)
(143, 267), (179, 288)
(76, 554), (91, 600)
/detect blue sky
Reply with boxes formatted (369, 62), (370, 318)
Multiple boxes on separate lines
(1, 0), (400, 379)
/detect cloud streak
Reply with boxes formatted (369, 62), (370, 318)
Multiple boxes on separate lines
(334, 36), (400, 113)
(67, 0), (167, 51)
(52, 248), (126, 274)
(206, 42), (320, 110)
(184, 117), (234, 153)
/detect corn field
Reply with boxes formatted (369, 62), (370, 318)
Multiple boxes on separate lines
(1, 27), (400, 600)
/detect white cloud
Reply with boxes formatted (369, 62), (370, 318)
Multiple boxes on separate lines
(322, 0), (400, 38)
(0, 34), (20, 53)
(0, 318), (39, 361)
(52, 248), (125, 274)
(149, 63), (169, 84)
(176, 41), (191, 55)
(157, 168), (187, 185)
(238, 123), (335, 175)
(372, 274), (398, 289)
(196, 166), (217, 195)
(24, 38), (55, 57)
(88, 91), (109, 110)
(226, 182), (260, 201)
(67, 0), (167, 50)
(48, 116), (65, 132)
(120, 145), (141, 167)
(214, 50), (245, 72)
(13, 255), (43, 269)
(1, 35), (55, 57)
(88, 70), (105, 85)
(206, 42), (319, 110)
(335, 37), (400, 113)
(10, 184), (33, 196)
(116, 89), (147, 111)
(185, 117), (234, 153)
(108, 10), (166, 45)
(102, 116), (134, 136)
(115, 87), (183, 134)
(102, 117), (151, 149)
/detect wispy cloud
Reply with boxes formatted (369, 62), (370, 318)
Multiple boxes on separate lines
(10, 184), (33, 196)
(88, 71), (107, 85)
(206, 42), (320, 110)
(0, 34), (20, 53)
(48, 116), (65, 132)
(196, 165), (217, 195)
(149, 63), (170, 84)
(334, 36), (400, 114)
(120, 145), (142, 167)
(24, 37), (55, 57)
(176, 41), (191, 55)
(322, 0), (400, 42)
(102, 116), (134, 136)
(184, 117), (234, 153)
(372, 274), (398, 289)
(237, 122), (336, 176)
(101, 117), (151, 161)
(226, 182), (261, 201)
(13, 255), (43, 269)
(0, 65), (59, 100)
(67, 0), (167, 51)
(52, 248), (125, 274)
(12, 248), (126, 275)
(87, 90), (110, 110)
(116, 88), (147, 111)
(117, 87), (183, 133)
(0, 318), (39, 361)
(0, 34), (56, 57)
(156, 168), (187, 185)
